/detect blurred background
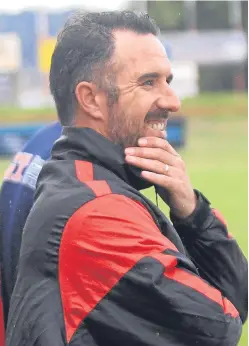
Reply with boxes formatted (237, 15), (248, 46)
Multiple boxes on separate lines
(0, 1), (247, 344)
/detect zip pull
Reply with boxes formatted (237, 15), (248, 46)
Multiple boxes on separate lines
(155, 186), (159, 207)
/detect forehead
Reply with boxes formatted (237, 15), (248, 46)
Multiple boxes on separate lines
(113, 30), (171, 78)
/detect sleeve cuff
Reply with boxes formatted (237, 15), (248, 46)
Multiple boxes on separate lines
(170, 190), (212, 235)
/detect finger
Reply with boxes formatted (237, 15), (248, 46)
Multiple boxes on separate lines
(125, 155), (182, 178)
(145, 126), (165, 139)
(138, 137), (180, 157)
(141, 170), (175, 189)
(125, 147), (177, 167)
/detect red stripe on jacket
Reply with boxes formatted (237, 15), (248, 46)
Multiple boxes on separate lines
(212, 209), (233, 238)
(59, 194), (177, 342)
(75, 160), (112, 196)
(151, 252), (238, 318)
(59, 176), (239, 342)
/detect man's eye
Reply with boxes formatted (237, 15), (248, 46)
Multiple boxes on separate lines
(143, 80), (154, 86)
(167, 75), (173, 85)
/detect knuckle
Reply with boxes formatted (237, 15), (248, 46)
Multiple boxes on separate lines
(165, 178), (172, 189)
(176, 157), (185, 169)
(156, 160), (163, 172)
(163, 140), (170, 150)
(157, 148), (165, 157)
(138, 149), (146, 157)
(135, 156), (142, 164)
(150, 148), (163, 159)
(153, 137), (166, 148)
(156, 137), (163, 145)
(148, 137), (158, 147)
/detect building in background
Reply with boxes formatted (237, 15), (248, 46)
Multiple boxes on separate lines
(130, 1), (248, 94)
(0, 0), (247, 107)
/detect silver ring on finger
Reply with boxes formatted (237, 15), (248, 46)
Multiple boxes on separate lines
(164, 164), (169, 173)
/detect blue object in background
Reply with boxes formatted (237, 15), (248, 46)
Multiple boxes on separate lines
(0, 10), (72, 69)
(48, 10), (73, 36)
(0, 117), (185, 326)
(164, 42), (173, 60)
(0, 121), (62, 326)
(0, 124), (52, 155)
(0, 116), (186, 156)
(0, 11), (37, 68)
(0, 10), (173, 70)
(166, 116), (186, 148)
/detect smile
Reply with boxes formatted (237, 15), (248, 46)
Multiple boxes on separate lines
(147, 121), (167, 131)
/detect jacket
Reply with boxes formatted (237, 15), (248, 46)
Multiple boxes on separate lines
(6, 127), (248, 346)
(0, 122), (62, 328)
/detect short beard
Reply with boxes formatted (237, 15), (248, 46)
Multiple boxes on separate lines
(107, 107), (146, 148)
(104, 80), (146, 148)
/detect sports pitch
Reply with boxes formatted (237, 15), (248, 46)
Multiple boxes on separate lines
(0, 97), (248, 345)
(145, 114), (248, 346)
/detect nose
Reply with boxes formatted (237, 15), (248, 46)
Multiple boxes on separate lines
(156, 86), (181, 113)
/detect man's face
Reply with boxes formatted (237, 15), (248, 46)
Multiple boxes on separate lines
(105, 30), (181, 148)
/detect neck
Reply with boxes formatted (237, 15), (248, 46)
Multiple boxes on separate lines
(52, 127), (153, 191)
(75, 112), (108, 139)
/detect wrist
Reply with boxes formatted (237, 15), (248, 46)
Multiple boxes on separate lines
(170, 190), (211, 230)
(170, 191), (197, 219)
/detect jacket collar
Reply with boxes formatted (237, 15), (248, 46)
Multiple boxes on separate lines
(52, 127), (153, 191)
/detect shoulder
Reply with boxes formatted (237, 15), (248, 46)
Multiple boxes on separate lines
(2, 122), (62, 190)
(68, 193), (154, 224)
(62, 193), (177, 252)
(23, 122), (62, 159)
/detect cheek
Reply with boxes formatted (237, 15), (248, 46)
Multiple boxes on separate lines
(97, 94), (112, 121)
(119, 91), (155, 120)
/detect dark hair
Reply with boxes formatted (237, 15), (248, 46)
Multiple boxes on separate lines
(49, 10), (160, 125)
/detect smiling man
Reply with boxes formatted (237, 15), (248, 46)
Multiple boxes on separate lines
(6, 11), (247, 346)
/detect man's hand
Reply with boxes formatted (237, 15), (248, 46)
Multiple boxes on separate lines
(125, 137), (196, 219)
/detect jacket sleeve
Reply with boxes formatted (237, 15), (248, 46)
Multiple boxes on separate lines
(59, 193), (242, 346)
(170, 190), (248, 324)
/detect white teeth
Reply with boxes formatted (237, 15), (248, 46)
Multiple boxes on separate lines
(148, 122), (165, 131)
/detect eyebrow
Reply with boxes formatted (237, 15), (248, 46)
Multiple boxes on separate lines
(137, 72), (174, 83)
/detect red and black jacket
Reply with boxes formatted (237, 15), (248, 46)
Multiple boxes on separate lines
(6, 127), (247, 346)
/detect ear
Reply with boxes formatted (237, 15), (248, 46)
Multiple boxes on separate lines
(75, 81), (104, 119)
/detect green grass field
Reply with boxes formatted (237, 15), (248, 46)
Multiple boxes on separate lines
(0, 94), (247, 344)
(143, 115), (248, 346)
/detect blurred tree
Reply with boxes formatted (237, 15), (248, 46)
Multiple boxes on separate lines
(196, 1), (230, 30)
(147, 1), (185, 31)
(241, 0), (248, 33)
(199, 64), (243, 92)
(129, 0), (248, 92)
